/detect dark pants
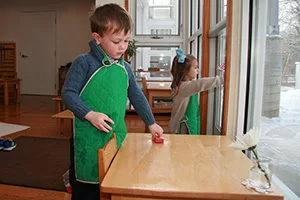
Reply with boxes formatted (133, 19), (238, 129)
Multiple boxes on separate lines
(69, 138), (100, 200)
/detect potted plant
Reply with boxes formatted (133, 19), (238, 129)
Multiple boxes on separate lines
(125, 39), (137, 62)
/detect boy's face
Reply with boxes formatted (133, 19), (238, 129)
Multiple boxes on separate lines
(94, 30), (131, 60)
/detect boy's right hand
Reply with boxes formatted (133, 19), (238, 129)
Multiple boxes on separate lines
(148, 123), (164, 139)
(84, 111), (114, 133)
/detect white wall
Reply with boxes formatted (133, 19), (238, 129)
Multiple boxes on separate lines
(96, 0), (124, 8)
(0, 0), (93, 90)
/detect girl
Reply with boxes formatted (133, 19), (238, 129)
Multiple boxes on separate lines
(168, 48), (222, 134)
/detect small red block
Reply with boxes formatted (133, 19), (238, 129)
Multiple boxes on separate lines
(66, 186), (72, 194)
(153, 137), (164, 143)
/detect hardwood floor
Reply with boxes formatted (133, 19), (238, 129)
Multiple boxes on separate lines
(0, 95), (170, 200)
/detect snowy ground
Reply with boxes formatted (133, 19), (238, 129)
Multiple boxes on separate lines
(259, 87), (300, 197)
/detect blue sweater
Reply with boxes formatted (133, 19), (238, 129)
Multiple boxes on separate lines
(62, 39), (155, 126)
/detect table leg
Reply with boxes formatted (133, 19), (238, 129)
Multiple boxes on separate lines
(59, 118), (65, 136)
(4, 82), (8, 106)
(57, 118), (61, 135)
(54, 100), (65, 136)
(16, 81), (20, 104)
(148, 93), (154, 110)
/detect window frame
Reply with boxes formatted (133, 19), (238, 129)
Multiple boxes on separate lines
(133, 0), (181, 37)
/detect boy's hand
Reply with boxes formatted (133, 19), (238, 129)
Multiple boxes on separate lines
(148, 123), (164, 139)
(85, 111), (114, 133)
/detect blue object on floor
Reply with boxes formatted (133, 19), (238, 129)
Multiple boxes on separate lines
(0, 139), (17, 151)
(0, 139), (5, 150)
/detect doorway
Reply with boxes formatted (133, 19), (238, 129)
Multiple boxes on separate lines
(19, 11), (56, 95)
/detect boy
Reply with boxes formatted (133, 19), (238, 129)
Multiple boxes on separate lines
(62, 4), (163, 200)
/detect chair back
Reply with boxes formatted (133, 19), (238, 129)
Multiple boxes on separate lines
(141, 76), (149, 100)
(0, 42), (17, 79)
(98, 133), (118, 200)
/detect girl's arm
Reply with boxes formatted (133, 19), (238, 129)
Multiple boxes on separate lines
(178, 76), (222, 98)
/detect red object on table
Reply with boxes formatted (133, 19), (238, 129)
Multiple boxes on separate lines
(153, 137), (164, 143)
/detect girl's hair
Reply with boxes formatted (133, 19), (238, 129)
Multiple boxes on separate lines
(171, 54), (197, 88)
(89, 4), (132, 36)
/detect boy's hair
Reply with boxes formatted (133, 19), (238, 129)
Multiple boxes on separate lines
(171, 54), (197, 88)
(89, 3), (132, 36)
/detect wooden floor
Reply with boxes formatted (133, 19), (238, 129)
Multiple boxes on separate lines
(0, 95), (170, 200)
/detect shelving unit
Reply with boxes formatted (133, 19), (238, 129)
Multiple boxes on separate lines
(126, 69), (173, 113)
(134, 70), (172, 82)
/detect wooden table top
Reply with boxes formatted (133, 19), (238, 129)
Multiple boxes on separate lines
(51, 109), (74, 119)
(101, 134), (283, 200)
(51, 96), (62, 101)
(147, 83), (171, 90)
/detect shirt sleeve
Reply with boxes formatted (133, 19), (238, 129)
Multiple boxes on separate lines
(178, 76), (221, 98)
(125, 63), (156, 126)
(61, 55), (92, 120)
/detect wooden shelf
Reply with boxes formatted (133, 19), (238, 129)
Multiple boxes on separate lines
(134, 70), (170, 73)
(136, 79), (171, 82)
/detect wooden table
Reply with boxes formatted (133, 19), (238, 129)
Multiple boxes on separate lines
(101, 134), (283, 200)
(0, 78), (21, 106)
(51, 109), (74, 136)
(51, 96), (65, 113)
(51, 96), (67, 135)
(147, 83), (171, 113)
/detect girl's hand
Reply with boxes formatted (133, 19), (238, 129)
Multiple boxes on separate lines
(85, 111), (114, 133)
(217, 63), (225, 72)
(148, 123), (164, 139)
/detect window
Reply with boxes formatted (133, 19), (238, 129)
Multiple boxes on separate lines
(214, 30), (226, 132)
(135, 0), (180, 36)
(190, 0), (199, 35)
(218, 0), (227, 22)
(134, 46), (177, 81)
(150, 29), (172, 35)
(149, 6), (174, 20)
(131, 0), (183, 84)
(246, 0), (300, 197)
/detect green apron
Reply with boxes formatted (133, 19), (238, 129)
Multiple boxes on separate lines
(73, 54), (128, 183)
(178, 94), (200, 134)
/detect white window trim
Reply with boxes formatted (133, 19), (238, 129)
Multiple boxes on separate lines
(236, 0), (250, 137)
(209, 17), (227, 38)
(246, 0), (268, 130)
(226, 0), (251, 139)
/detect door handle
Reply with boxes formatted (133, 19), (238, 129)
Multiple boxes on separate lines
(20, 52), (28, 58)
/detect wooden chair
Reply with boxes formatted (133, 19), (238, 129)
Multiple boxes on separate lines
(0, 42), (19, 105)
(141, 77), (170, 133)
(141, 76), (149, 99)
(98, 133), (118, 200)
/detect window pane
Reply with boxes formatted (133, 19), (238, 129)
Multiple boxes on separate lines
(197, 35), (202, 70)
(218, 0), (227, 22)
(135, 46), (178, 81)
(190, 0), (198, 35)
(136, 0), (180, 35)
(198, 0), (203, 29)
(214, 30), (226, 132)
(189, 40), (196, 56)
(248, 0), (300, 197)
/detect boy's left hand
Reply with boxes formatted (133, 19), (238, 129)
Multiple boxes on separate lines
(148, 123), (164, 139)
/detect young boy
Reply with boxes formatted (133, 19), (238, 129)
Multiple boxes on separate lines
(61, 4), (163, 200)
